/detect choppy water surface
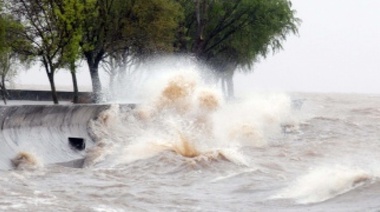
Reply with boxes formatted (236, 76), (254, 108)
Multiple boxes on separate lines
(1, 72), (380, 211)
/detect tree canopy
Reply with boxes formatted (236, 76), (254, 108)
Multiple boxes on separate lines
(1, 0), (300, 102)
(0, 3), (32, 104)
(176, 0), (298, 65)
(52, 0), (86, 103)
(6, 0), (76, 104)
(175, 0), (300, 97)
(79, 0), (183, 101)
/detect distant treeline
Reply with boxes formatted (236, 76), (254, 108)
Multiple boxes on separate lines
(0, 0), (300, 104)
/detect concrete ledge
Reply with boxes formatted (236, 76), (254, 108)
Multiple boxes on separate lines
(6, 89), (92, 101)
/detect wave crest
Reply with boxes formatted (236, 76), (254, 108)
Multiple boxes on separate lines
(271, 165), (372, 204)
(86, 71), (295, 168)
(11, 151), (41, 170)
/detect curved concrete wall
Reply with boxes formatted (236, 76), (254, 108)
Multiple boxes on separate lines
(0, 104), (111, 170)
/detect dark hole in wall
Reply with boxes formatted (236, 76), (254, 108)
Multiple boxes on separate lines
(68, 137), (86, 151)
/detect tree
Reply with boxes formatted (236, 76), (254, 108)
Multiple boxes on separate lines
(7, 0), (88, 104)
(0, 13), (12, 104)
(0, 52), (19, 104)
(0, 0), (9, 103)
(175, 0), (300, 98)
(80, 0), (183, 102)
(0, 6), (31, 104)
(7, 0), (72, 104)
(53, 0), (85, 103)
(99, 0), (184, 100)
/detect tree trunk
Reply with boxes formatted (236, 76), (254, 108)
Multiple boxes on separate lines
(193, 0), (208, 56)
(109, 70), (118, 100)
(70, 62), (79, 104)
(220, 75), (227, 98)
(47, 72), (59, 104)
(107, 58), (118, 99)
(226, 74), (234, 99)
(1, 75), (7, 105)
(84, 51), (103, 103)
(219, 66), (236, 100)
(42, 57), (59, 104)
(89, 63), (102, 102)
(1, 86), (6, 105)
(0, 55), (10, 105)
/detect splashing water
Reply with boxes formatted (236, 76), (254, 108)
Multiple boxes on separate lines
(11, 151), (42, 170)
(271, 165), (373, 204)
(2, 58), (380, 211)
(86, 68), (295, 168)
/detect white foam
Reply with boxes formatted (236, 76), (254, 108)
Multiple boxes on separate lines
(87, 59), (296, 167)
(271, 165), (372, 204)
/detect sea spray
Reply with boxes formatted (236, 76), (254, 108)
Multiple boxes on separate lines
(104, 55), (203, 103)
(271, 165), (372, 204)
(1, 92), (380, 211)
(86, 68), (296, 167)
(212, 92), (295, 147)
(11, 151), (42, 170)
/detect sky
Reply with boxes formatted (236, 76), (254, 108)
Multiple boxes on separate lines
(15, 0), (380, 94)
(235, 0), (380, 94)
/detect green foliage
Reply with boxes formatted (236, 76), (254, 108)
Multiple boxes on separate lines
(53, 0), (85, 69)
(176, 0), (300, 72)
(0, 1), (6, 55)
(0, 26), (13, 85)
(80, 0), (183, 58)
(78, 0), (183, 100)
(127, 0), (183, 55)
(1, 16), (32, 61)
(0, 12), (31, 67)
(0, 9), (31, 103)
(6, 0), (82, 104)
(2, 0), (300, 101)
(7, 0), (56, 59)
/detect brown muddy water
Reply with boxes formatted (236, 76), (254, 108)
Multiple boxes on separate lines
(1, 72), (380, 211)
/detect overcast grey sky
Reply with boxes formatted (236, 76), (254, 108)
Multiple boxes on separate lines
(235, 0), (380, 94)
(16, 0), (380, 94)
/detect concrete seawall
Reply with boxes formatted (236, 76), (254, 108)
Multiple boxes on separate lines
(6, 89), (92, 102)
(0, 104), (111, 170)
